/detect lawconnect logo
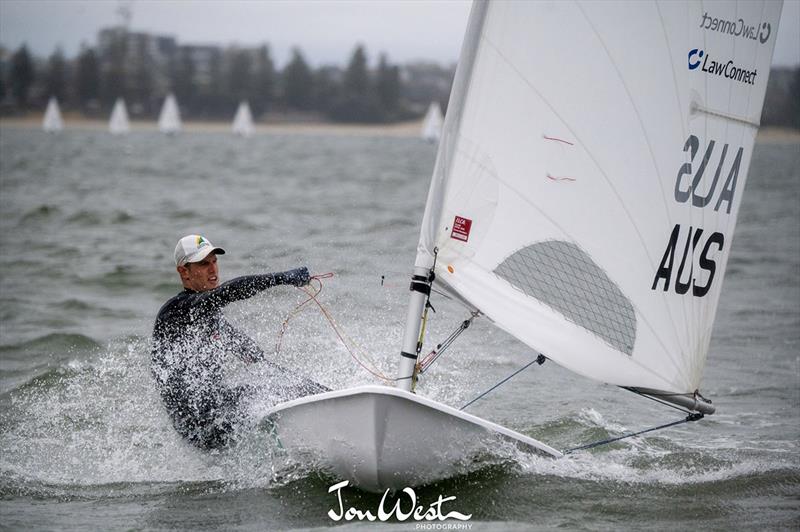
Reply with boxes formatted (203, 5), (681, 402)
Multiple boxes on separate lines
(688, 49), (758, 85)
(700, 12), (772, 44)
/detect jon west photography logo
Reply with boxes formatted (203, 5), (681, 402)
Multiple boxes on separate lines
(327, 480), (473, 527)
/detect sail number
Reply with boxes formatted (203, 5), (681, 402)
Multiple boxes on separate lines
(651, 135), (744, 298)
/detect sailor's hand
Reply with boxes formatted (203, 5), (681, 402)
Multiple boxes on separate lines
(286, 266), (311, 286)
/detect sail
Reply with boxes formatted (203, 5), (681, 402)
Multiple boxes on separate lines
(416, 0), (782, 398)
(109, 98), (130, 135)
(421, 102), (444, 142)
(42, 97), (64, 133)
(232, 101), (255, 137)
(158, 93), (182, 134)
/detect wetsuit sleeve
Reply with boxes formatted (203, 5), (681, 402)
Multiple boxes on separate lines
(189, 267), (310, 309)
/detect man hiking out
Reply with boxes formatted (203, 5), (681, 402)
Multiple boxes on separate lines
(151, 234), (328, 449)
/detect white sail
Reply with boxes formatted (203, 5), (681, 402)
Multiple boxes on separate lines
(158, 93), (182, 134)
(232, 101), (255, 137)
(421, 102), (444, 142)
(109, 98), (130, 135)
(42, 97), (64, 133)
(415, 0), (783, 401)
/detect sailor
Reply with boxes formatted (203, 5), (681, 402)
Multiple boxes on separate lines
(151, 234), (328, 449)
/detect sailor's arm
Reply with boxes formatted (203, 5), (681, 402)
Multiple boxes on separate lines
(192, 267), (310, 307)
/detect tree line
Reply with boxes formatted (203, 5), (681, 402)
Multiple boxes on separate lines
(1, 42), (452, 123)
(3, 40), (796, 128)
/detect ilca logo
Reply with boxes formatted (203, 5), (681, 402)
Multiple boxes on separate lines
(687, 48), (758, 86)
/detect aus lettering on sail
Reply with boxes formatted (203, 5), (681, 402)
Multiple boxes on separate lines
(652, 135), (743, 298)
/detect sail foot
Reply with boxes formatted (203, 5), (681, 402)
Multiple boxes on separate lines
(626, 387), (716, 415)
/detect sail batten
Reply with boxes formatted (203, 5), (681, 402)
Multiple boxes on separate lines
(415, 0), (783, 400)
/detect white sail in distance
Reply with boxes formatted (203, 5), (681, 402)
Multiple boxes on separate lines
(158, 93), (182, 134)
(421, 102), (444, 142)
(232, 101), (255, 137)
(109, 98), (130, 135)
(416, 1), (782, 401)
(42, 97), (64, 133)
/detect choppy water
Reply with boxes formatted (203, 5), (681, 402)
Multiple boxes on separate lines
(0, 127), (797, 530)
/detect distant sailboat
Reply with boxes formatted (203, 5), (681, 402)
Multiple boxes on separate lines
(232, 101), (255, 137)
(109, 98), (130, 135)
(158, 93), (182, 134)
(421, 102), (443, 142)
(42, 97), (64, 133)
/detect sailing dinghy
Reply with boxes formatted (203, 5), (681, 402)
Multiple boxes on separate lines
(42, 97), (64, 133)
(109, 98), (130, 135)
(265, 0), (783, 492)
(421, 102), (444, 142)
(232, 101), (255, 137)
(158, 93), (182, 134)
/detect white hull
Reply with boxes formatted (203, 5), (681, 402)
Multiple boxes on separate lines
(263, 385), (561, 492)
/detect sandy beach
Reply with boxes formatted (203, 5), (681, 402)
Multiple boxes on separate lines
(0, 113), (425, 137)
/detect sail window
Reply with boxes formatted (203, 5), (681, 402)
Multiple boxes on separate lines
(494, 241), (636, 355)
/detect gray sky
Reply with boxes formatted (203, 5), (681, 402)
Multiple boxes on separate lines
(0, 0), (798, 68)
(0, 0), (472, 67)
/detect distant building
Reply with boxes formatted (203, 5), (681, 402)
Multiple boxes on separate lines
(97, 26), (178, 111)
(179, 45), (221, 89)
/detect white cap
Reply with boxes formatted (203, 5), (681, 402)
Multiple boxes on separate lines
(174, 234), (226, 266)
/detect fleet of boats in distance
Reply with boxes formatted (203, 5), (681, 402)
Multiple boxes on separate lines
(35, 95), (441, 138)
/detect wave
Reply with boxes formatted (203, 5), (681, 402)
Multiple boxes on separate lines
(0, 333), (104, 395)
(1, 363), (797, 506)
(18, 204), (61, 223)
(0, 332), (101, 355)
(65, 209), (135, 226)
(53, 299), (95, 312)
(0, 335), (796, 503)
(77, 266), (148, 291)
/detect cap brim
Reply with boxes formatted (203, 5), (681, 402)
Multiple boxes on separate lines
(183, 246), (226, 265)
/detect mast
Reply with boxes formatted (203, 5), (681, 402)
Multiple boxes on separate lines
(396, 266), (433, 391)
(396, 0), (489, 392)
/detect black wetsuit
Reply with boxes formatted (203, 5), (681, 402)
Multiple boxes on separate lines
(151, 267), (328, 449)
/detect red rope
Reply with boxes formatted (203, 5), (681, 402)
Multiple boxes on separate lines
(543, 135), (574, 145)
(546, 173), (576, 182)
(274, 272), (393, 383)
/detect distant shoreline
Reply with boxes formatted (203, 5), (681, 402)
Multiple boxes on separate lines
(2, 115), (798, 142)
(0, 115), (425, 137)
(754, 126), (800, 143)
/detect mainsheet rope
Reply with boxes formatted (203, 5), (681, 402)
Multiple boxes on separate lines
(563, 412), (704, 454)
(275, 272), (481, 385)
(275, 272), (395, 383)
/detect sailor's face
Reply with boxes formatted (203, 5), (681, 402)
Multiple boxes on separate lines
(179, 253), (220, 291)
